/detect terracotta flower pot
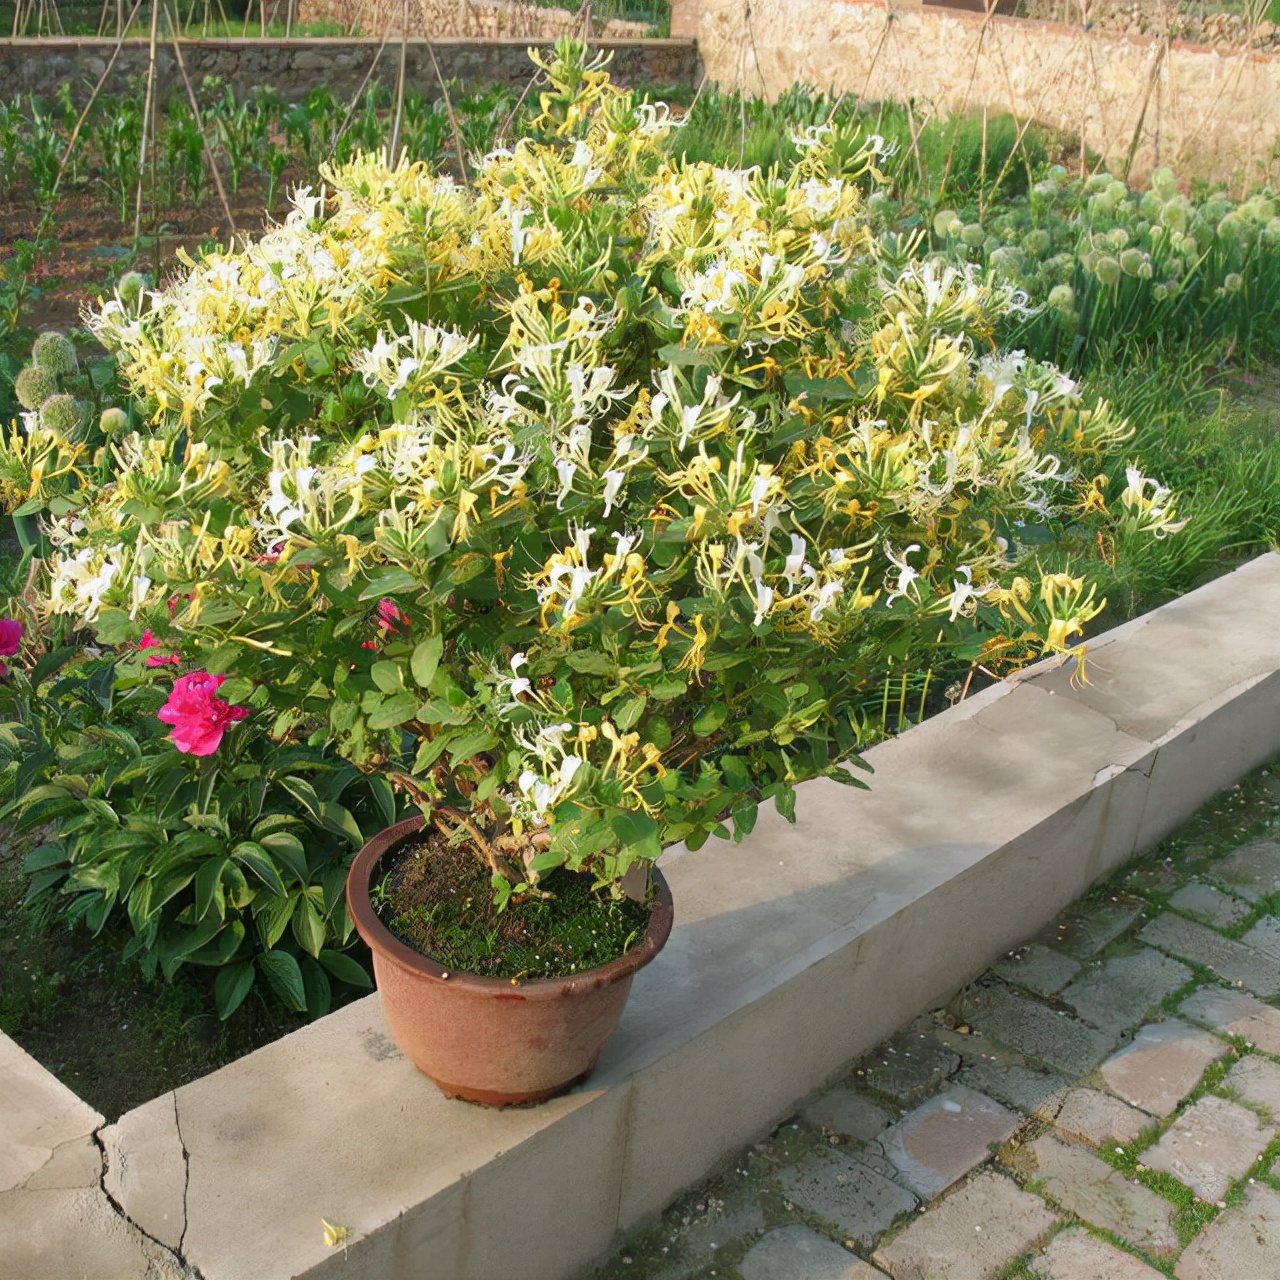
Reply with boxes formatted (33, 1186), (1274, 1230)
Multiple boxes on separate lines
(346, 815), (674, 1106)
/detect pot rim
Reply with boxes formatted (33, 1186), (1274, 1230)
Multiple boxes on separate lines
(346, 814), (674, 998)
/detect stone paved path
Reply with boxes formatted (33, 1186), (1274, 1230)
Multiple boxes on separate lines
(593, 761), (1280, 1280)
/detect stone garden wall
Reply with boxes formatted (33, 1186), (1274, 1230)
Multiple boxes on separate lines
(292, 0), (654, 42)
(684, 0), (1280, 187)
(0, 35), (695, 106)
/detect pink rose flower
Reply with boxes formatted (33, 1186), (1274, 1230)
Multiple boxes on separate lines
(0, 618), (23, 677)
(0, 619), (23, 657)
(157, 671), (249, 756)
(139, 629), (180, 668)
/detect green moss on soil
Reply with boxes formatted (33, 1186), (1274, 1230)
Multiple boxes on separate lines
(377, 831), (651, 981)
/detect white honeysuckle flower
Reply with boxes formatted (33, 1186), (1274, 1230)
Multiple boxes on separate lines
(784, 533), (808, 586)
(129, 574), (152, 621)
(809, 580), (843, 622)
(601, 469), (626, 516)
(884, 543), (923, 608)
(555, 459), (577, 509)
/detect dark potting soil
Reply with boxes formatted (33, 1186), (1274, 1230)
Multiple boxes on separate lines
(377, 829), (651, 981)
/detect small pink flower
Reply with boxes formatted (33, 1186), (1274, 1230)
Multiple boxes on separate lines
(0, 619), (23, 657)
(376, 599), (410, 634)
(139, 629), (180, 668)
(157, 671), (249, 757)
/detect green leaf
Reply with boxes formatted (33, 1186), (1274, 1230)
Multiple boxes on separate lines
(358, 568), (418, 601)
(291, 894), (326, 958)
(300, 955), (332, 1019)
(410, 635), (444, 688)
(613, 694), (647, 732)
(279, 775), (323, 819)
(565, 650), (616, 676)
(318, 948), (373, 988)
(366, 775), (397, 829)
(366, 692), (419, 731)
(194, 857), (229, 922)
(255, 892), (297, 948)
(214, 963), (255, 1019)
(370, 660), (404, 695)
(258, 831), (308, 885)
(231, 841), (286, 896)
(320, 802), (363, 848)
(445, 727), (499, 766)
(219, 676), (255, 705)
(257, 949), (306, 1012)
(611, 810), (662, 860)
(691, 704), (728, 736)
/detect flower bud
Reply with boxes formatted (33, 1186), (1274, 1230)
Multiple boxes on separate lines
(118, 271), (147, 309)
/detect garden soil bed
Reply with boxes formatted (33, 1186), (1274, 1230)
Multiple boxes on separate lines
(0, 832), (331, 1121)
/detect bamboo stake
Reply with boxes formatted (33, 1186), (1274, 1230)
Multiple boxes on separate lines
(166, 1), (239, 237)
(334, 4), (398, 150)
(53, 0), (145, 202)
(1121, 36), (1167, 181)
(388, 0), (409, 164)
(133, 0), (160, 246)
(424, 32), (470, 182)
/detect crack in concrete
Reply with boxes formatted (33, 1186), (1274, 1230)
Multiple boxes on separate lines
(173, 1092), (193, 1263)
(93, 1100), (202, 1280)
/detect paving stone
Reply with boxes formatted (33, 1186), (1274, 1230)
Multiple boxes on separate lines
(1209, 839), (1280, 903)
(1098, 1020), (1225, 1117)
(993, 945), (1082, 997)
(1179, 986), (1280, 1054)
(777, 1149), (917, 1245)
(1138, 913), (1280, 997)
(1143, 1095), (1274, 1202)
(1222, 1055), (1280, 1120)
(1168, 882), (1252, 929)
(858, 1019), (960, 1105)
(871, 1172), (1058, 1280)
(1030, 1226), (1166, 1279)
(954, 983), (1116, 1077)
(667, 1186), (766, 1271)
(1241, 915), (1280, 962)
(1173, 1182), (1280, 1279)
(876, 1085), (1021, 1198)
(1126, 861), (1183, 895)
(1039, 902), (1141, 959)
(1021, 1133), (1178, 1253)
(1059, 949), (1193, 1036)
(739, 1226), (884, 1280)
(957, 1062), (1071, 1122)
(1053, 1088), (1152, 1148)
(804, 1089), (893, 1142)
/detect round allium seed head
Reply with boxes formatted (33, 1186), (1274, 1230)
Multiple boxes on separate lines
(31, 330), (78, 378)
(960, 222), (985, 248)
(1119, 248), (1147, 277)
(932, 209), (962, 239)
(1093, 255), (1122, 287)
(99, 406), (130, 435)
(1047, 284), (1076, 311)
(38, 394), (83, 438)
(14, 365), (58, 411)
(1224, 273), (1244, 293)
(1021, 229), (1051, 258)
(118, 271), (147, 309)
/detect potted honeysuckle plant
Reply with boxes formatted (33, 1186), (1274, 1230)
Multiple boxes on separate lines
(38, 40), (1183, 1102)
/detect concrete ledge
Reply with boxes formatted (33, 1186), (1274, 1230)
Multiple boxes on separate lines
(4, 553), (1280, 1279)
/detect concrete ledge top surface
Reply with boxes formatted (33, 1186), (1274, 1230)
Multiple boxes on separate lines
(50, 553), (1280, 1279)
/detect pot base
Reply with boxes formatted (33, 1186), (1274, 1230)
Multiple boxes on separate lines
(430, 1067), (593, 1108)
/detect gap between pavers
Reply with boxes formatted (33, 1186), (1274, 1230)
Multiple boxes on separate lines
(6, 552), (1280, 1280)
